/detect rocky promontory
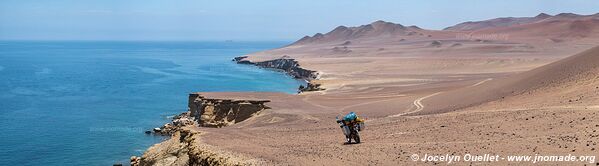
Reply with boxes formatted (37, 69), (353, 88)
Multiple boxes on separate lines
(133, 93), (271, 165)
(233, 56), (319, 81)
(233, 56), (325, 92)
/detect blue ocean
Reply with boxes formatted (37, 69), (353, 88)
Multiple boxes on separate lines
(0, 41), (302, 165)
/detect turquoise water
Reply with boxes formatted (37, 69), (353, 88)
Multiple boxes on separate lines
(0, 41), (301, 165)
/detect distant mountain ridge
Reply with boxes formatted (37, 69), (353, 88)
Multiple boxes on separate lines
(292, 20), (424, 45)
(291, 13), (599, 45)
(444, 12), (599, 31)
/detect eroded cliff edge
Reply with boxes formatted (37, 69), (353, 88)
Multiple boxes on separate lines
(139, 127), (263, 166)
(233, 56), (324, 92)
(188, 93), (270, 128)
(134, 93), (271, 166)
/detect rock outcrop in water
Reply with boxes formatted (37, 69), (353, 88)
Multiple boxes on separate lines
(299, 82), (325, 92)
(188, 93), (270, 127)
(150, 112), (195, 136)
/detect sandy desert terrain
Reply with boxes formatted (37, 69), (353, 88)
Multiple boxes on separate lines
(140, 13), (599, 165)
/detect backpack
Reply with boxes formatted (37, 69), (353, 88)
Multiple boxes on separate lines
(343, 112), (357, 122)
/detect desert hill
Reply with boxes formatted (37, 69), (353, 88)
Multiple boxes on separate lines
(290, 13), (599, 47)
(291, 20), (428, 45)
(443, 13), (552, 31)
(418, 46), (599, 115)
(444, 12), (599, 31)
(477, 15), (599, 41)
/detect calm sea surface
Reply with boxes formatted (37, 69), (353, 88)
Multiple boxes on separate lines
(0, 41), (302, 165)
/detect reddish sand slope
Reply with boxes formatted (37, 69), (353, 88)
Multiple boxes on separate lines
(419, 46), (599, 115)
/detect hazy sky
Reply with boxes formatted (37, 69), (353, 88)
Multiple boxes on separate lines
(1, 0), (598, 41)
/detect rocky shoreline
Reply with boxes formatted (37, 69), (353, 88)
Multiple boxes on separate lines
(233, 56), (325, 92)
(128, 93), (272, 166)
(132, 126), (262, 166)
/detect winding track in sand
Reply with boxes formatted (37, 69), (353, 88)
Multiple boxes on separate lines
(389, 92), (442, 117)
(412, 92), (440, 112)
(389, 78), (495, 117)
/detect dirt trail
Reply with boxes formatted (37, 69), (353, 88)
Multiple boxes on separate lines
(389, 78), (498, 117)
(470, 78), (493, 87)
(388, 92), (440, 117)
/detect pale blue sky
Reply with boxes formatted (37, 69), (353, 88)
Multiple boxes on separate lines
(1, 0), (598, 41)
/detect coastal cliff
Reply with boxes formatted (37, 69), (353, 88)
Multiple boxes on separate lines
(233, 56), (324, 92)
(233, 56), (317, 80)
(188, 93), (270, 127)
(134, 93), (270, 165)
